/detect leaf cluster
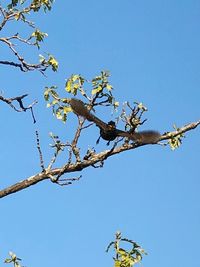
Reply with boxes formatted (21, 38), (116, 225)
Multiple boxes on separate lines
(106, 232), (147, 267)
(44, 71), (118, 122)
(7, 0), (53, 12)
(168, 124), (185, 150)
(4, 252), (23, 267)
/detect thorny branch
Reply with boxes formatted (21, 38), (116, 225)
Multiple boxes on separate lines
(0, 119), (199, 199)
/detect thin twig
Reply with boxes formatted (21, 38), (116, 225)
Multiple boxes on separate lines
(53, 175), (82, 186)
(0, 37), (48, 73)
(0, 94), (37, 123)
(35, 130), (45, 172)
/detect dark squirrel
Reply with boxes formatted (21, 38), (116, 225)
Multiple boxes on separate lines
(70, 98), (161, 144)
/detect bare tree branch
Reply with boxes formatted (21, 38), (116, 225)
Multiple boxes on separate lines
(35, 130), (45, 171)
(0, 60), (25, 71)
(0, 93), (37, 122)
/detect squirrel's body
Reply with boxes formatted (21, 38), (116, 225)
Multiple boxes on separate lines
(70, 98), (160, 144)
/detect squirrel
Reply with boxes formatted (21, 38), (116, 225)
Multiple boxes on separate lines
(69, 98), (161, 144)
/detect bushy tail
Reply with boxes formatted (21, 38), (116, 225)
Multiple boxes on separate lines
(70, 98), (161, 144)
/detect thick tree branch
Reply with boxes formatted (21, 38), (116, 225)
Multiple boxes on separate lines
(0, 119), (199, 199)
(160, 120), (200, 140)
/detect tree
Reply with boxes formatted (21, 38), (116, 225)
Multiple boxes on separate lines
(1, 1), (199, 198)
(1, 64), (199, 198)
(1, 1), (200, 267)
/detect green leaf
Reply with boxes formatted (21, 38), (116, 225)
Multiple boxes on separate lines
(114, 260), (121, 267)
(72, 74), (80, 82)
(31, 29), (48, 46)
(169, 136), (182, 150)
(65, 79), (72, 93)
(46, 99), (58, 108)
(61, 98), (70, 104)
(55, 110), (63, 120)
(118, 248), (127, 256)
(52, 99), (58, 105)
(137, 102), (147, 111)
(168, 125), (185, 150)
(8, 0), (19, 9)
(51, 90), (59, 98)
(114, 101), (119, 108)
(62, 113), (67, 122)
(107, 232), (146, 267)
(106, 84), (113, 90)
(92, 86), (102, 95)
(73, 83), (79, 90)
(30, 0), (54, 12)
(63, 106), (72, 113)
(65, 74), (85, 95)
(44, 91), (49, 101)
(48, 55), (58, 71)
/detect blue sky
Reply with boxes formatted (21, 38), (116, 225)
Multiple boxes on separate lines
(0, 0), (200, 267)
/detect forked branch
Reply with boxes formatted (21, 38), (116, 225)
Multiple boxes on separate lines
(0, 119), (199, 199)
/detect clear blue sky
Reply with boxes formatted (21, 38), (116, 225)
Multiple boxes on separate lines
(0, 1), (200, 267)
